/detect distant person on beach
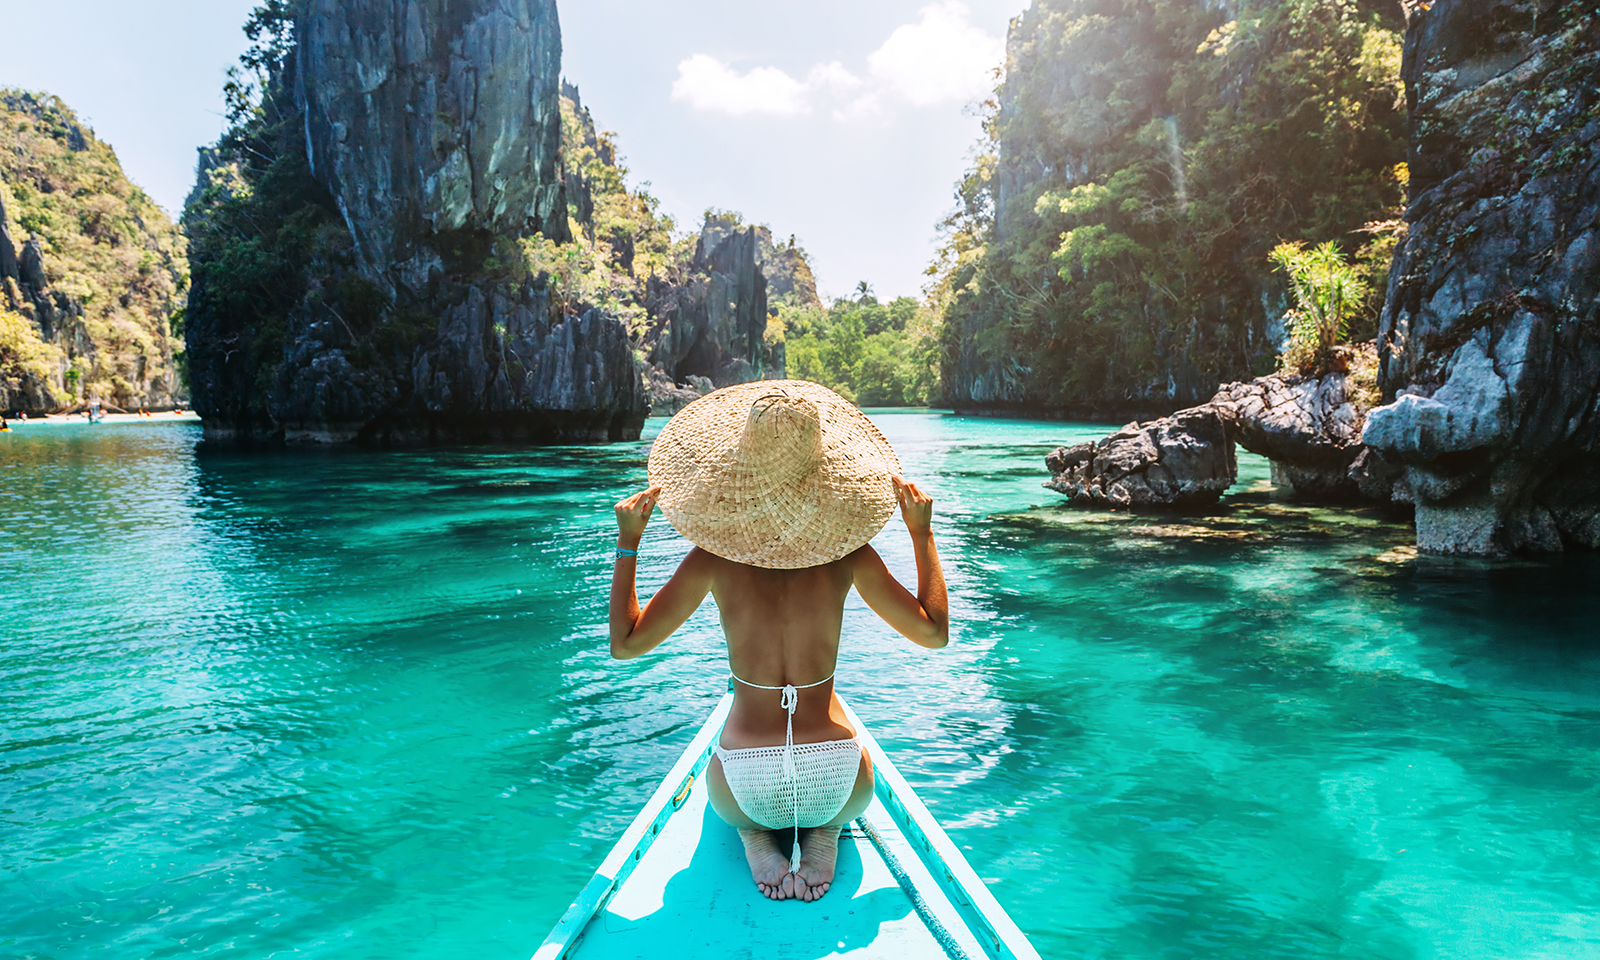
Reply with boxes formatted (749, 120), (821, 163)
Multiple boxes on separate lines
(608, 380), (948, 903)
(0, 416), (10, 432)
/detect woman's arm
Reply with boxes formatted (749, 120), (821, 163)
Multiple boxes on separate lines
(609, 486), (715, 659)
(850, 476), (949, 648)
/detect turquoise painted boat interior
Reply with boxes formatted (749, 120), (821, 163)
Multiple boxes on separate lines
(539, 694), (1037, 960)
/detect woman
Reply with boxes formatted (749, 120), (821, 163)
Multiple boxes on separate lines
(608, 380), (949, 903)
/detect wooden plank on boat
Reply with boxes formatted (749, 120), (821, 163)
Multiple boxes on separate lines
(533, 692), (1040, 960)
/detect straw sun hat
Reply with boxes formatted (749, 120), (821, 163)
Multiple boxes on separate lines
(647, 380), (903, 569)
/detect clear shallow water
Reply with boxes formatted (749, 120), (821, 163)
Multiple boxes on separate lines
(3, 414), (1600, 959)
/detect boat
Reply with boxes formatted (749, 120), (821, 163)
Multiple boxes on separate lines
(534, 690), (1041, 960)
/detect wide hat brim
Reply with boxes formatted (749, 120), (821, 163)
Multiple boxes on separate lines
(647, 380), (902, 569)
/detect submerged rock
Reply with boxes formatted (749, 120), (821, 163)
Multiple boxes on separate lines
(1044, 406), (1236, 508)
(1362, 0), (1600, 554)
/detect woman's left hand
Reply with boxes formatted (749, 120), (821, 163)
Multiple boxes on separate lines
(615, 485), (662, 545)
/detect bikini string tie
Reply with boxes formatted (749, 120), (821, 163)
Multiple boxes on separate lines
(727, 671), (835, 875)
(781, 684), (801, 872)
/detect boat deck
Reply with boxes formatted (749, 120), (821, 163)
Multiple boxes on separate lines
(578, 780), (984, 958)
(536, 694), (1038, 960)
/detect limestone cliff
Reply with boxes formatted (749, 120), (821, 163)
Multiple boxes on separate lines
(936, 0), (1407, 416)
(0, 91), (187, 414)
(296, 0), (570, 281)
(546, 84), (788, 416)
(642, 224), (779, 390)
(184, 0), (645, 444)
(1362, 0), (1600, 554)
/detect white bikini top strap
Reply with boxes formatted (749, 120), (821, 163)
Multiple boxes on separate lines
(729, 671), (835, 691)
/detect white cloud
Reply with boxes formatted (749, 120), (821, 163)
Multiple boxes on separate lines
(670, 2), (1001, 122)
(670, 53), (811, 116)
(866, 2), (1004, 107)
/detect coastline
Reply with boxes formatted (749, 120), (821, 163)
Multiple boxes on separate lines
(951, 403), (1177, 424)
(3, 411), (201, 428)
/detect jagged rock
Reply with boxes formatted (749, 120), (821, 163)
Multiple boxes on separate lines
(696, 216), (820, 309)
(646, 367), (711, 417)
(1044, 406), (1237, 508)
(297, 0), (569, 279)
(1210, 343), (1401, 502)
(643, 227), (778, 388)
(188, 0), (647, 444)
(1362, 0), (1600, 555)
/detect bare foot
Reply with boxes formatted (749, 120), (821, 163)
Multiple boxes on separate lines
(794, 825), (842, 902)
(738, 829), (793, 900)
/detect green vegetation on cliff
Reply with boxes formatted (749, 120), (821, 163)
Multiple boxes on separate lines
(0, 90), (187, 411)
(181, 4), (379, 423)
(525, 85), (693, 329)
(934, 0), (1408, 413)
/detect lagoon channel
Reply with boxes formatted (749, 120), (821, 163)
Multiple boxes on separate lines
(4, 412), (1600, 959)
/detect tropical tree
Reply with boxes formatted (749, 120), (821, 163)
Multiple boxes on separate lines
(1269, 240), (1369, 371)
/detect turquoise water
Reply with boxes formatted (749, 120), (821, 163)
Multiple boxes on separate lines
(4, 413), (1600, 959)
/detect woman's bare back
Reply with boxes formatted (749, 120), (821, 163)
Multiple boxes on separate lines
(709, 554), (857, 749)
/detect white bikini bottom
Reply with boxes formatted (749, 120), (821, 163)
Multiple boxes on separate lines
(715, 737), (864, 869)
(716, 672), (862, 871)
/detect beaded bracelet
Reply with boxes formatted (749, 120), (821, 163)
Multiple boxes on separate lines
(614, 546), (639, 561)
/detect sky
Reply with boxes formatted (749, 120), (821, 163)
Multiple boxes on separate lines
(1, 0), (1028, 300)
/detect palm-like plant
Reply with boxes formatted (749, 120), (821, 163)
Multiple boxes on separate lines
(1270, 240), (1369, 364)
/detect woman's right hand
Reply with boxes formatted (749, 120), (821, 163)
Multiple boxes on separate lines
(892, 475), (933, 537)
(615, 485), (661, 545)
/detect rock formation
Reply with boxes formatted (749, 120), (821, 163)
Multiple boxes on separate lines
(643, 226), (778, 391)
(1047, 343), (1411, 510)
(1361, 0), (1600, 554)
(1211, 343), (1404, 503)
(296, 0), (570, 279)
(185, 0), (646, 444)
(1044, 406), (1237, 508)
(1, 90), (186, 414)
(696, 213), (820, 310)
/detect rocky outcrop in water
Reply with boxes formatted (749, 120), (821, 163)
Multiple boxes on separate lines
(185, 0), (646, 444)
(1044, 406), (1237, 508)
(1211, 343), (1404, 503)
(1361, 0), (1600, 554)
(1047, 343), (1411, 510)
